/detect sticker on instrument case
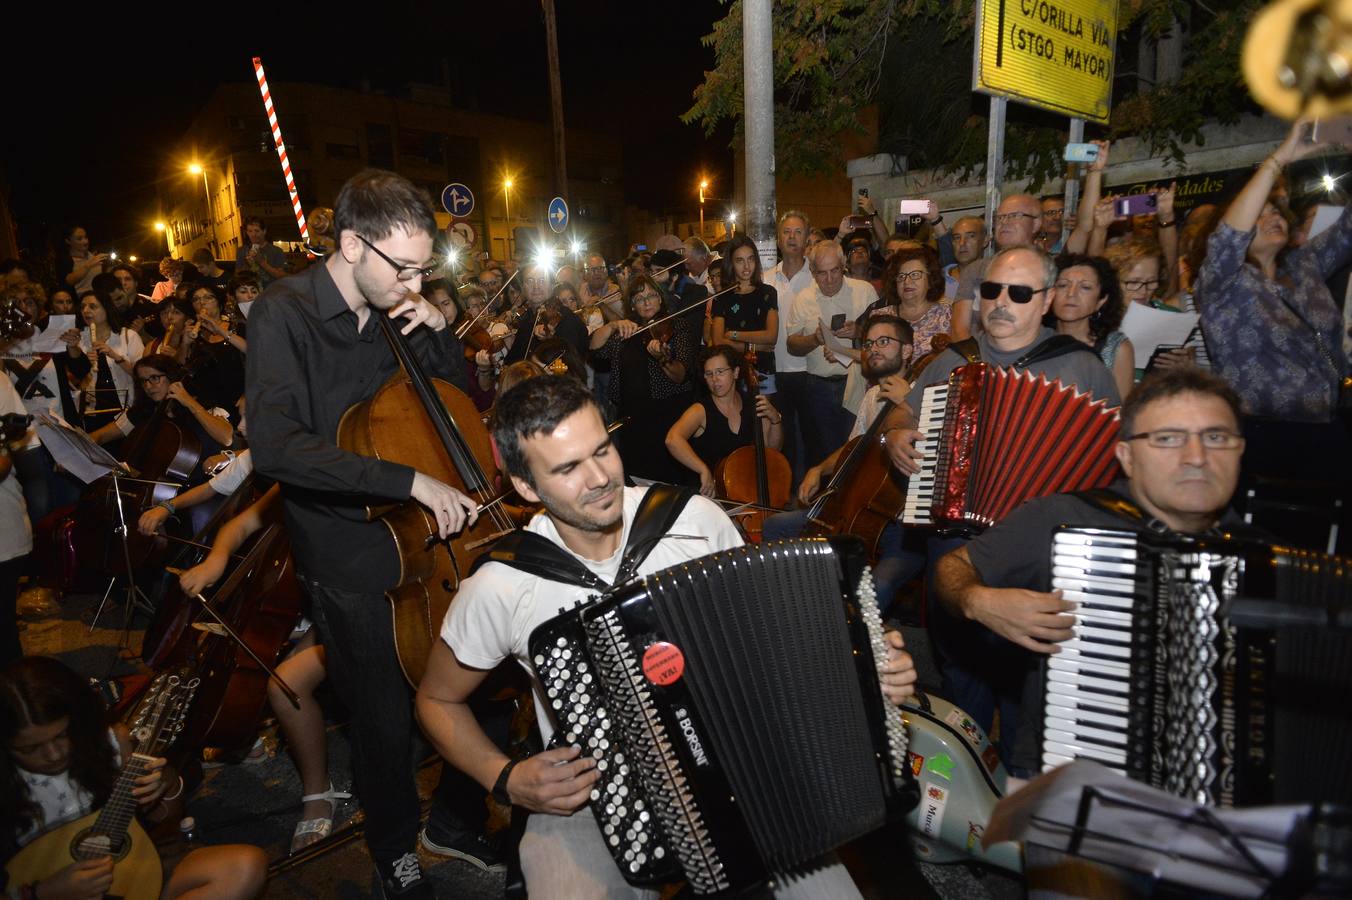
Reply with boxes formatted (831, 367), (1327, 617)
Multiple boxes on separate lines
(926, 753), (955, 781)
(642, 641), (685, 686)
(909, 752), (924, 777)
(966, 821), (984, 852)
(919, 781), (949, 837)
(982, 744), (1000, 775)
(945, 708), (981, 745)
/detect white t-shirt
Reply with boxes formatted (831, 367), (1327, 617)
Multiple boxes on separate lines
(208, 449), (253, 495)
(16, 729), (121, 849)
(79, 327), (144, 414)
(441, 486), (743, 742)
(787, 276), (877, 378)
(1, 376), (33, 562)
(769, 260), (813, 375)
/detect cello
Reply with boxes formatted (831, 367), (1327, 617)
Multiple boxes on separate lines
(71, 399), (204, 582)
(711, 347), (790, 541)
(801, 336), (951, 561)
(338, 306), (516, 688)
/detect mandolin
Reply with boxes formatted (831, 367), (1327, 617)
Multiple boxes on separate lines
(5, 670), (198, 900)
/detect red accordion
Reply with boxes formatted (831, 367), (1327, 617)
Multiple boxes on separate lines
(902, 363), (1121, 529)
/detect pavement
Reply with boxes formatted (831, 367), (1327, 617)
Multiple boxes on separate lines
(20, 587), (1023, 899)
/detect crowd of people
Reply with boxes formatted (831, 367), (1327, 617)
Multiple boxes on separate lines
(0, 113), (1348, 899)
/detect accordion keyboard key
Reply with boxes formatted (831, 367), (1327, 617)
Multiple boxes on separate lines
(902, 385), (949, 524)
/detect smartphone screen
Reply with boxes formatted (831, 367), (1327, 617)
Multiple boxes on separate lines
(830, 313), (847, 331)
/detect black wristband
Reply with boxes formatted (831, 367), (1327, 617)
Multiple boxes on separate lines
(492, 757), (522, 806)
(929, 216), (943, 226)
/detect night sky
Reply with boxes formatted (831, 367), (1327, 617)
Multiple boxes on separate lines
(2, 1), (734, 258)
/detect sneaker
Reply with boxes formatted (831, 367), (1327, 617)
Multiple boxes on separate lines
(419, 823), (507, 873)
(376, 851), (432, 898)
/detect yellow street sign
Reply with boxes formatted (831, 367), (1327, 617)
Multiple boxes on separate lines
(973, 0), (1119, 123)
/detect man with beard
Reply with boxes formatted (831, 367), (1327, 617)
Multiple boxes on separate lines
(416, 375), (917, 898)
(246, 169), (494, 897)
(883, 244), (1119, 770)
(933, 367), (1255, 780)
(502, 262), (589, 365)
(762, 315), (922, 613)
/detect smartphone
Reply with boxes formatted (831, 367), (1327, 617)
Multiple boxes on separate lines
(897, 200), (930, 215)
(1311, 116), (1352, 145)
(1064, 142), (1100, 162)
(1114, 193), (1158, 217)
(830, 313), (847, 331)
(858, 187), (869, 199)
(635, 244), (648, 252)
(845, 214), (870, 231)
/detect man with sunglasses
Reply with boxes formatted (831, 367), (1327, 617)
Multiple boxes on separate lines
(931, 368), (1256, 782)
(247, 170), (496, 897)
(880, 244), (1119, 770)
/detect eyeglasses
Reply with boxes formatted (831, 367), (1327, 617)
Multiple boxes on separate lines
(1042, 208), (1065, 219)
(703, 367), (734, 378)
(140, 373), (166, 386)
(861, 336), (898, 350)
(994, 212), (1038, 224)
(583, 266), (607, 274)
(633, 293), (660, 304)
(978, 281), (1049, 303)
(895, 270), (927, 284)
(1124, 429), (1245, 450)
(355, 235), (434, 282)
(1122, 278), (1162, 292)
(524, 278), (549, 286)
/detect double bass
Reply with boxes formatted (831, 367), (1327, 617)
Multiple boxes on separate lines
(711, 347), (790, 541)
(339, 301), (516, 688)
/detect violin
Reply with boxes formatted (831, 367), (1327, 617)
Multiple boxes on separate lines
(0, 297), (34, 342)
(338, 312), (518, 688)
(711, 348), (790, 541)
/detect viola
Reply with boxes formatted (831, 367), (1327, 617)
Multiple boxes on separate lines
(712, 349), (790, 541)
(338, 312), (518, 688)
(71, 400), (204, 581)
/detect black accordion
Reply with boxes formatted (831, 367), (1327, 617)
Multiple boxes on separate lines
(528, 537), (914, 895)
(1043, 527), (1352, 807)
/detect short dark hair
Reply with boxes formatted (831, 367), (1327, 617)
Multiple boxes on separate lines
(881, 245), (943, 304)
(134, 353), (188, 384)
(109, 262), (138, 284)
(1050, 253), (1125, 339)
(696, 344), (743, 397)
(158, 295), (197, 322)
(227, 271), (260, 296)
(493, 376), (598, 487)
(862, 313), (914, 347)
(190, 248), (215, 266)
(333, 169), (437, 244)
(78, 290), (121, 332)
(1120, 367), (1244, 438)
(242, 216), (266, 232)
(189, 283), (225, 309)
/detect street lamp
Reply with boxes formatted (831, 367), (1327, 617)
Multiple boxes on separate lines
(154, 221), (169, 254)
(727, 210), (737, 238)
(188, 162), (218, 259)
(502, 175), (515, 259)
(698, 178), (709, 239)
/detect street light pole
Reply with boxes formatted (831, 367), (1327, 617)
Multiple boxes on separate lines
(189, 163), (218, 259)
(699, 179), (708, 239)
(503, 177), (514, 260)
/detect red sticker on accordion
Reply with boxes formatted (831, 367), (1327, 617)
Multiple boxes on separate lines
(642, 642), (685, 686)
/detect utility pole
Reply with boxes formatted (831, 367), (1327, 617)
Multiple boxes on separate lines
(542, 0), (569, 200)
(743, 0), (776, 269)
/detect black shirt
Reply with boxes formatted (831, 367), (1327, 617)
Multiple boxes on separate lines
(712, 284), (778, 376)
(502, 304), (589, 366)
(245, 263), (467, 592)
(964, 480), (1256, 775)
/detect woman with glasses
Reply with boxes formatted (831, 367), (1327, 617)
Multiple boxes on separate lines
(1105, 238), (1176, 310)
(184, 285), (247, 418)
(873, 245), (952, 361)
(87, 355), (234, 464)
(589, 275), (695, 481)
(72, 290), (143, 432)
(666, 344), (784, 497)
(1047, 254), (1135, 400)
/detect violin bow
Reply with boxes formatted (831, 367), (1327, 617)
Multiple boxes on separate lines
(455, 268), (520, 341)
(623, 284), (736, 342)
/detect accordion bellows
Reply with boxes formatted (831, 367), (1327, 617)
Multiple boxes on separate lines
(529, 538), (912, 894)
(905, 363), (1122, 529)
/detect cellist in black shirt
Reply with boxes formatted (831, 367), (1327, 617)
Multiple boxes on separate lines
(245, 170), (489, 898)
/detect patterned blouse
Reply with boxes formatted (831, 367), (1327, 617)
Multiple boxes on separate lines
(1193, 207), (1351, 421)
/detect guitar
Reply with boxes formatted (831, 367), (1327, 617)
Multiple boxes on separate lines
(6, 670), (199, 899)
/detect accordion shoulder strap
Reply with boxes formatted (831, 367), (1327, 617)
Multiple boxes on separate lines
(1015, 334), (1098, 367)
(470, 485), (694, 591)
(948, 337), (981, 363)
(1073, 487), (1148, 524)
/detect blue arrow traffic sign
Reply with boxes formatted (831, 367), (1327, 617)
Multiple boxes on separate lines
(442, 183), (475, 218)
(548, 196), (569, 234)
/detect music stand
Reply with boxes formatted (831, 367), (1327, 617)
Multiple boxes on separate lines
(32, 413), (184, 641)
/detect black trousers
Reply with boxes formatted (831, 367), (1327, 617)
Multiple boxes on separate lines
(303, 576), (494, 866)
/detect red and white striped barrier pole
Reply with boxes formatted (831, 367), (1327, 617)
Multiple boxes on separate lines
(251, 57), (309, 245)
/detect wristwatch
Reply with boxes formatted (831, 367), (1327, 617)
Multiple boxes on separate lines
(492, 757), (523, 806)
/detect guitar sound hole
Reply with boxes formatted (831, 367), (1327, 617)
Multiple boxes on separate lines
(71, 827), (129, 862)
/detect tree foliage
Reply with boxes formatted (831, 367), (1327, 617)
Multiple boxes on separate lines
(685, 0), (1264, 189)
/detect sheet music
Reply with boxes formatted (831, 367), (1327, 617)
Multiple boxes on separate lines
(27, 314), (77, 354)
(819, 319), (857, 368)
(32, 411), (125, 484)
(1121, 302), (1200, 369)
